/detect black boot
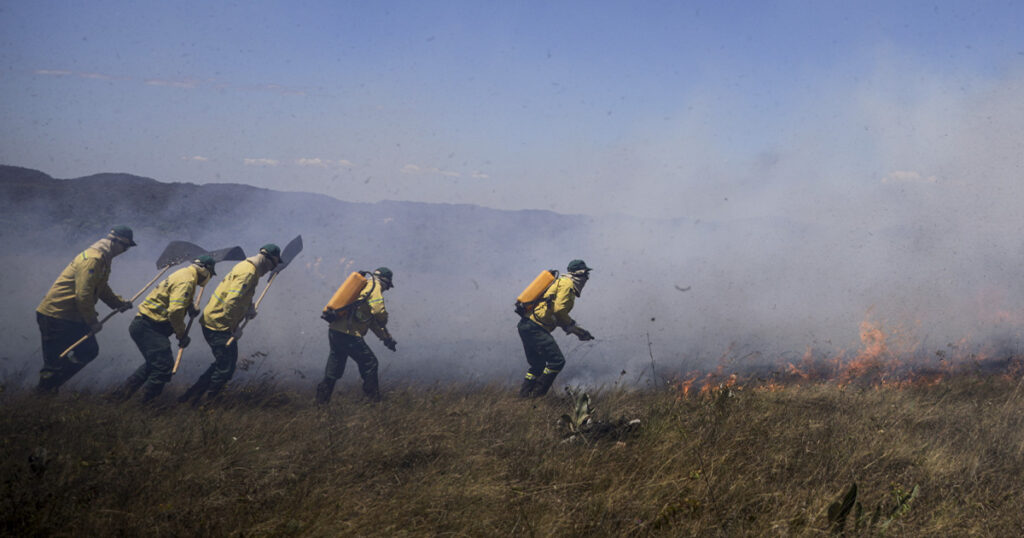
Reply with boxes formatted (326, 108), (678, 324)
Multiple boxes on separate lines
(315, 379), (335, 405)
(140, 383), (164, 403)
(178, 373), (211, 404)
(532, 372), (559, 397)
(518, 377), (538, 398)
(111, 376), (145, 402)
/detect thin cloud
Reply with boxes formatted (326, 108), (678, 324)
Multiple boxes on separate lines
(244, 158), (280, 166)
(297, 158), (355, 168)
(144, 78), (199, 89)
(182, 155), (209, 162)
(79, 72), (116, 80)
(34, 69), (73, 76)
(401, 164), (462, 178)
(297, 158), (329, 168)
(471, 171), (490, 179)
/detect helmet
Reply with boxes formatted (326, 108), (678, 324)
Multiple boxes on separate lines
(193, 254), (217, 275)
(259, 243), (282, 264)
(567, 259), (593, 273)
(374, 266), (394, 288)
(108, 225), (137, 247)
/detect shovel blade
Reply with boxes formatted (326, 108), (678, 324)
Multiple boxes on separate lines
(156, 241), (208, 269)
(273, 235), (303, 273)
(206, 246), (246, 263)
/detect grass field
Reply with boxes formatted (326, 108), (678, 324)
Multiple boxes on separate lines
(4, 363), (1024, 537)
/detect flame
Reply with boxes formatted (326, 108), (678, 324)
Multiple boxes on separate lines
(667, 311), (1019, 400)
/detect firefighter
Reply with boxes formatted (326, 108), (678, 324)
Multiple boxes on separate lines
(35, 225), (136, 393)
(517, 259), (594, 398)
(114, 255), (216, 402)
(178, 244), (281, 404)
(316, 267), (397, 404)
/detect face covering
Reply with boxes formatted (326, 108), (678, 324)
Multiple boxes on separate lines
(570, 271), (589, 297)
(195, 265), (212, 286)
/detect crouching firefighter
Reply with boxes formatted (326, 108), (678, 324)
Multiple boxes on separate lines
(179, 244), (281, 405)
(316, 267), (397, 404)
(114, 255), (216, 402)
(35, 225), (137, 393)
(515, 259), (594, 398)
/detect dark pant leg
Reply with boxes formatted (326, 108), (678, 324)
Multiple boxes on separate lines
(37, 313), (99, 392)
(317, 329), (349, 404)
(324, 329), (350, 381)
(518, 318), (560, 378)
(202, 325), (237, 397)
(128, 316), (174, 400)
(517, 318), (565, 397)
(324, 331), (379, 400)
(346, 336), (380, 400)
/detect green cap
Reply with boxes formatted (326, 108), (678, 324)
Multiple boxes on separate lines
(108, 225), (137, 246)
(567, 259), (593, 272)
(374, 267), (394, 287)
(194, 254), (217, 275)
(259, 243), (282, 263)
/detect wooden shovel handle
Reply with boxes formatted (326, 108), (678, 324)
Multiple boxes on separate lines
(172, 284), (206, 374)
(225, 272), (278, 347)
(58, 265), (171, 359)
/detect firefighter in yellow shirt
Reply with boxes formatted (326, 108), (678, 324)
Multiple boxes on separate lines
(113, 255), (216, 402)
(178, 244), (281, 404)
(316, 267), (397, 404)
(517, 259), (594, 397)
(35, 225), (136, 393)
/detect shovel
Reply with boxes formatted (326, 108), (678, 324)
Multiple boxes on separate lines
(172, 245), (247, 373)
(226, 235), (303, 346)
(59, 241), (208, 359)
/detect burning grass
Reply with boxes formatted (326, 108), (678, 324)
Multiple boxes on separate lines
(3, 366), (1024, 536)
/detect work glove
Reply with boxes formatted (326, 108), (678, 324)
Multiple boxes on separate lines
(383, 337), (397, 352)
(245, 304), (258, 320)
(320, 308), (338, 323)
(117, 300), (133, 313)
(187, 303), (200, 318)
(177, 335), (191, 349)
(567, 325), (594, 341)
(90, 321), (103, 334)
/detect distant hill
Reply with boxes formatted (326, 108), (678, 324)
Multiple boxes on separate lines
(0, 164), (595, 277)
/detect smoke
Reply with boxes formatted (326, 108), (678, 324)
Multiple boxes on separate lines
(5, 63), (1024, 393)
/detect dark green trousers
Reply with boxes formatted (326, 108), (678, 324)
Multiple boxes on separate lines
(126, 315), (174, 400)
(180, 325), (237, 403)
(317, 329), (380, 403)
(517, 317), (565, 396)
(37, 312), (99, 393)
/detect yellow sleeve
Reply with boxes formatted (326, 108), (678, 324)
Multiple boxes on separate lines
(97, 281), (124, 309)
(368, 285), (391, 340)
(73, 257), (103, 325)
(166, 279), (195, 337)
(551, 278), (576, 329)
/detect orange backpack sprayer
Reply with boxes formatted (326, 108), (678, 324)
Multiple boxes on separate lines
(322, 271), (368, 322)
(514, 269), (557, 317)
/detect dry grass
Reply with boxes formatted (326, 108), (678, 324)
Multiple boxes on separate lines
(3, 374), (1024, 537)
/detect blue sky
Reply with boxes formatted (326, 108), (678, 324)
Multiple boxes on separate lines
(1, 1), (1022, 218)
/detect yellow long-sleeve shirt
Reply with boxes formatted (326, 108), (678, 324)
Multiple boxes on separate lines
(528, 274), (577, 333)
(201, 259), (258, 332)
(36, 242), (125, 326)
(138, 265), (201, 338)
(329, 276), (390, 340)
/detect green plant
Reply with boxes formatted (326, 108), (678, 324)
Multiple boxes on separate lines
(827, 481), (919, 535)
(559, 387), (592, 438)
